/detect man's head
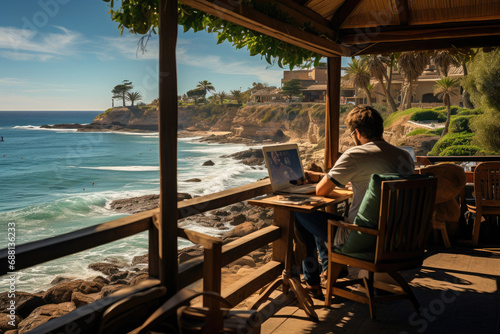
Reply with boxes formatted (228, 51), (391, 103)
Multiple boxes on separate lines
(345, 106), (384, 144)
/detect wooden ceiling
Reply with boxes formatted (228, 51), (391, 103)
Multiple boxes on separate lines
(180, 0), (500, 56)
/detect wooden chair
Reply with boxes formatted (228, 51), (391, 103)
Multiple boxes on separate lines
(466, 162), (500, 246)
(325, 177), (437, 320)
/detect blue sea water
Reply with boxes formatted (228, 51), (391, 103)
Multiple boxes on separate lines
(0, 111), (267, 292)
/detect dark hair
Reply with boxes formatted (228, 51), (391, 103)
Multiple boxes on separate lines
(345, 106), (384, 139)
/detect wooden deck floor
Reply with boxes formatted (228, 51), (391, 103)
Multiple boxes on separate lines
(258, 244), (500, 334)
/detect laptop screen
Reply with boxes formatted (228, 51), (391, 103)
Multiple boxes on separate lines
(263, 144), (304, 188)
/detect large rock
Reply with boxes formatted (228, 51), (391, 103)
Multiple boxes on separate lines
(0, 292), (44, 319)
(71, 292), (102, 307)
(223, 149), (265, 166)
(0, 312), (21, 332)
(132, 254), (149, 265)
(109, 193), (192, 214)
(202, 160), (215, 166)
(100, 285), (127, 297)
(230, 214), (246, 226)
(17, 302), (76, 334)
(43, 280), (103, 304)
(88, 262), (123, 276)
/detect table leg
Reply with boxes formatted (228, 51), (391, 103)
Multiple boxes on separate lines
(250, 207), (319, 321)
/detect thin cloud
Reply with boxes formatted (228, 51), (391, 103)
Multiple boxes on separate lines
(0, 26), (84, 60)
(177, 47), (283, 84)
(0, 78), (27, 85)
(98, 35), (159, 60)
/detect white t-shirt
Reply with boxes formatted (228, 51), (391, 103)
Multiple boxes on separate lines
(327, 141), (414, 224)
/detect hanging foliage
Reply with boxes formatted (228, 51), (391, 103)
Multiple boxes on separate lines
(102, 0), (322, 70)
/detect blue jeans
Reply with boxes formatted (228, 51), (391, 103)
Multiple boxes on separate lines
(295, 211), (333, 286)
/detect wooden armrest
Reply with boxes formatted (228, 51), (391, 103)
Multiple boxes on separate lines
(327, 220), (379, 236)
(178, 227), (222, 249)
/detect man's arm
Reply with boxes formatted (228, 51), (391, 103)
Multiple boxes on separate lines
(316, 175), (336, 196)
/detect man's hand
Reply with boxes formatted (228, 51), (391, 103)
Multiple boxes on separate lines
(304, 170), (325, 183)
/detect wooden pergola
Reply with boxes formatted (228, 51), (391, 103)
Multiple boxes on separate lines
(158, 0), (500, 293)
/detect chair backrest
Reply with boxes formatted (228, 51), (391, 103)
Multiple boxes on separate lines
(474, 162), (500, 207)
(374, 177), (437, 264)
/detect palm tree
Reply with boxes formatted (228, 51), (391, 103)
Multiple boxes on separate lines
(230, 89), (245, 105)
(434, 77), (460, 137)
(345, 58), (372, 106)
(217, 91), (227, 105)
(126, 92), (142, 106)
(361, 54), (398, 112)
(452, 48), (477, 109)
(398, 51), (430, 110)
(432, 50), (459, 77)
(196, 80), (215, 102)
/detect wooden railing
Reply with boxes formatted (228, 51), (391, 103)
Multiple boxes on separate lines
(1, 179), (285, 333)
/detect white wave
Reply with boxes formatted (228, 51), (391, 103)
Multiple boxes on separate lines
(77, 166), (160, 171)
(13, 125), (41, 129)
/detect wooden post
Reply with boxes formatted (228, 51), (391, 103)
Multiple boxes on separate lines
(159, 0), (178, 295)
(325, 56), (341, 169)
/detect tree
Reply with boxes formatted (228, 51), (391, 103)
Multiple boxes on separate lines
(214, 91), (227, 105)
(452, 48), (478, 109)
(345, 58), (372, 106)
(230, 89), (244, 105)
(103, 1), (321, 70)
(432, 50), (459, 77)
(280, 79), (302, 102)
(249, 82), (269, 92)
(434, 77), (460, 137)
(196, 80), (215, 103)
(361, 54), (398, 112)
(398, 52), (430, 109)
(463, 48), (500, 152)
(112, 80), (133, 107)
(126, 92), (143, 106)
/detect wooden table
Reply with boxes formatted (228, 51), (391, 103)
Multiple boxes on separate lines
(247, 189), (352, 321)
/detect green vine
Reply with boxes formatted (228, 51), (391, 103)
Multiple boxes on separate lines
(102, 0), (322, 70)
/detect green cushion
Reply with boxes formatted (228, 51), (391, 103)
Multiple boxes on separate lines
(336, 173), (402, 261)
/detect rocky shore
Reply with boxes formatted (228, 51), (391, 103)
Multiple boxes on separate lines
(1, 192), (275, 333)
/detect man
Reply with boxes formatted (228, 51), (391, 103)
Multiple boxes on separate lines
(296, 106), (414, 298)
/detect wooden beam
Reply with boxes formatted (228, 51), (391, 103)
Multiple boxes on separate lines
(221, 261), (283, 306)
(351, 35), (500, 55)
(180, 0), (351, 57)
(0, 211), (153, 275)
(341, 22), (500, 44)
(395, 0), (409, 25)
(275, 0), (330, 27)
(330, 0), (365, 31)
(325, 56), (341, 169)
(158, 0), (179, 294)
(177, 179), (272, 219)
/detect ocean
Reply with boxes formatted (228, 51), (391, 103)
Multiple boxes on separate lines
(0, 111), (267, 292)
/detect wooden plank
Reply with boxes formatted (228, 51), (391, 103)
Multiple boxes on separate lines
(272, 207), (292, 264)
(0, 210), (153, 275)
(325, 56), (341, 169)
(329, 0), (365, 31)
(178, 256), (205, 289)
(149, 213), (160, 278)
(351, 35), (500, 54)
(178, 179), (272, 219)
(203, 243), (222, 307)
(180, 0), (351, 57)
(26, 279), (161, 334)
(395, 0), (409, 25)
(254, 0), (334, 38)
(341, 23), (500, 44)
(178, 227), (222, 249)
(221, 226), (281, 266)
(158, 0), (179, 293)
(221, 260), (283, 306)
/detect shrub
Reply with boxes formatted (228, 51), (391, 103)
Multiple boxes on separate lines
(340, 104), (355, 114)
(428, 132), (475, 156)
(384, 108), (421, 127)
(449, 115), (477, 133)
(439, 145), (485, 156)
(407, 129), (429, 136)
(311, 108), (325, 119)
(456, 108), (483, 116)
(410, 109), (446, 122)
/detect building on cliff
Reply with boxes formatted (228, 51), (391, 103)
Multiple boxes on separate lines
(281, 63), (465, 107)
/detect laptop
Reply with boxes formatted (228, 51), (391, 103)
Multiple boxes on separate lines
(262, 143), (317, 194)
(398, 146), (417, 163)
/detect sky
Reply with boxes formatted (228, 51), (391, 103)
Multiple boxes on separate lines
(0, 1), (347, 111)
